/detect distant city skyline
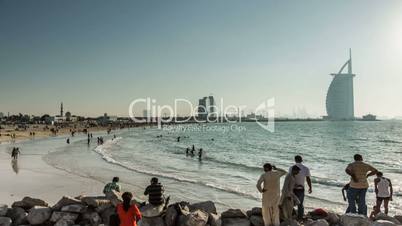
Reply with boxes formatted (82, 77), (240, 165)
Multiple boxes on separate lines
(1, 0), (402, 118)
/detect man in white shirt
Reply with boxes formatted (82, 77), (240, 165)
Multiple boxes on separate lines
(289, 155), (312, 220)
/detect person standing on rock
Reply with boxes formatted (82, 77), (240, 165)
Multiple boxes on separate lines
(256, 163), (287, 226)
(289, 155), (312, 220)
(280, 165), (301, 221)
(345, 154), (378, 216)
(374, 171), (393, 215)
(116, 192), (142, 226)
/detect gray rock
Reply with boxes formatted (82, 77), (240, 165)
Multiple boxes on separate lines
(189, 201), (217, 214)
(221, 209), (248, 219)
(61, 204), (87, 213)
(50, 211), (79, 222)
(222, 218), (250, 226)
(165, 205), (178, 226)
(280, 219), (300, 226)
(375, 213), (401, 225)
(54, 219), (75, 226)
(140, 216), (165, 226)
(208, 213), (222, 226)
(12, 197), (48, 210)
(250, 208), (262, 217)
(0, 217), (12, 226)
(305, 219), (329, 226)
(249, 215), (263, 226)
(82, 211), (102, 226)
(178, 210), (208, 226)
(372, 220), (399, 226)
(0, 205), (8, 217)
(340, 214), (371, 226)
(325, 212), (340, 225)
(52, 196), (82, 211)
(100, 206), (116, 225)
(395, 216), (402, 224)
(6, 207), (28, 225)
(95, 203), (113, 214)
(27, 206), (52, 225)
(140, 204), (164, 218)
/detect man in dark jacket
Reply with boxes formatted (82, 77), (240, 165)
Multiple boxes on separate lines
(144, 177), (164, 206)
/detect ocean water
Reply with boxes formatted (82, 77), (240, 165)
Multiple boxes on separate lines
(8, 121), (402, 214)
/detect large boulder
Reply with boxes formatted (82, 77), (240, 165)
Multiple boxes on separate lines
(27, 206), (52, 225)
(372, 220), (399, 226)
(12, 197), (48, 209)
(221, 209), (248, 219)
(140, 216), (165, 226)
(325, 212), (340, 225)
(82, 211), (102, 226)
(61, 204), (87, 214)
(6, 207), (28, 225)
(100, 206), (116, 225)
(52, 196), (82, 210)
(249, 215), (263, 226)
(395, 216), (402, 224)
(104, 190), (122, 207)
(54, 219), (75, 226)
(375, 213), (401, 224)
(50, 211), (79, 222)
(81, 196), (111, 208)
(209, 213), (222, 226)
(189, 201), (217, 214)
(140, 204), (164, 218)
(165, 205), (178, 226)
(222, 218), (250, 226)
(178, 210), (209, 226)
(0, 217), (12, 226)
(305, 219), (329, 226)
(250, 208), (262, 217)
(340, 214), (371, 226)
(0, 205), (8, 217)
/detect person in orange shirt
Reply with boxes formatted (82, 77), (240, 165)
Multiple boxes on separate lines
(116, 192), (142, 226)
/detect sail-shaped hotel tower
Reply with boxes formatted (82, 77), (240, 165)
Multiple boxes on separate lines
(325, 49), (355, 120)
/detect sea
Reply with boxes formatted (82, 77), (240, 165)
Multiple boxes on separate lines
(4, 121), (402, 214)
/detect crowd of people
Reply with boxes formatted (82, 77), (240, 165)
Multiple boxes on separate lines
(256, 154), (394, 226)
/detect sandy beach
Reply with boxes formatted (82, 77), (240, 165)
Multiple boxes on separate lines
(0, 143), (103, 206)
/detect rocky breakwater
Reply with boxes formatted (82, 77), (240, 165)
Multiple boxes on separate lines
(0, 194), (401, 226)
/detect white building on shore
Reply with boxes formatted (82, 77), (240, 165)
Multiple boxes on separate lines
(325, 49), (355, 120)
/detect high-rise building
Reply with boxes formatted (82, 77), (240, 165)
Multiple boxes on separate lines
(60, 102), (64, 117)
(326, 49), (355, 120)
(208, 96), (216, 116)
(198, 97), (208, 119)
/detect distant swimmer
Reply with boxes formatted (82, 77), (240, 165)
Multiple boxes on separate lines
(113, 134), (116, 140)
(67, 138), (70, 144)
(198, 148), (203, 160)
(177, 136), (181, 142)
(11, 147), (20, 160)
(186, 148), (190, 156)
(87, 137), (90, 145)
(190, 145), (195, 156)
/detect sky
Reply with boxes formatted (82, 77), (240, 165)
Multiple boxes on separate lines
(1, 0), (402, 118)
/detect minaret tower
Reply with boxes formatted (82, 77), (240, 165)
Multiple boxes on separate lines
(60, 102), (64, 117)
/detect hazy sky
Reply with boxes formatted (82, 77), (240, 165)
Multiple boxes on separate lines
(1, 0), (402, 117)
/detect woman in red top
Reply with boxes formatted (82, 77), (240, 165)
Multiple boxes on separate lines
(117, 192), (142, 226)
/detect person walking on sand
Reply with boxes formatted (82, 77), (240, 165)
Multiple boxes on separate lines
(144, 177), (165, 206)
(280, 165), (301, 221)
(289, 155), (312, 220)
(256, 163), (287, 226)
(374, 171), (393, 215)
(345, 154), (378, 216)
(116, 192), (142, 226)
(11, 147), (20, 160)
